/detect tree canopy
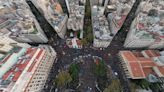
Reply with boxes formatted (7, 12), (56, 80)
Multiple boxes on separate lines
(103, 79), (122, 92)
(55, 70), (72, 87)
(94, 60), (107, 77)
(69, 63), (80, 80)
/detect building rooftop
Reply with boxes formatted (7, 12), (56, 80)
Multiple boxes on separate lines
(0, 0), (39, 37)
(92, 6), (112, 42)
(120, 50), (164, 79)
(37, 0), (67, 31)
(67, 0), (85, 31)
(133, 0), (164, 40)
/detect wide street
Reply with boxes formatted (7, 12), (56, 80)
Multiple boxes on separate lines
(27, 0), (142, 92)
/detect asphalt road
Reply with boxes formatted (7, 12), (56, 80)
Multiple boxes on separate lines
(26, 0), (143, 92)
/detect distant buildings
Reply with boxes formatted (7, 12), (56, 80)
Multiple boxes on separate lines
(92, 6), (113, 47)
(0, 0), (48, 43)
(64, 0), (85, 49)
(31, 0), (68, 39)
(124, 0), (164, 48)
(107, 0), (135, 35)
(66, 0), (85, 36)
(119, 50), (164, 81)
(0, 45), (56, 92)
(90, 0), (135, 48)
(90, 0), (109, 7)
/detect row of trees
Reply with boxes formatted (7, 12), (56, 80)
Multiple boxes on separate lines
(93, 60), (108, 90)
(81, 26), (93, 45)
(132, 79), (163, 92)
(82, 0), (93, 45)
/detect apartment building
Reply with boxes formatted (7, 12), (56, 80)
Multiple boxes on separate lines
(0, 0), (48, 43)
(107, 0), (135, 35)
(124, 0), (164, 48)
(0, 36), (31, 53)
(0, 45), (56, 92)
(66, 0), (85, 32)
(92, 6), (113, 47)
(31, 0), (68, 39)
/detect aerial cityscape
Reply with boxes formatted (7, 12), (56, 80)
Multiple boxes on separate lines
(0, 0), (164, 92)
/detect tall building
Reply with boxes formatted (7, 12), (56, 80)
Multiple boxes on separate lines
(124, 0), (164, 49)
(0, 0), (48, 43)
(0, 45), (57, 92)
(31, 0), (68, 39)
(119, 50), (164, 81)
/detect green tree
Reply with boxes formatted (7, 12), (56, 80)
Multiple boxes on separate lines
(103, 79), (122, 92)
(69, 63), (80, 80)
(81, 38), (88, 45)
(150, 83), (161, 92)
(86, 33), (93, 43)
(139, 79), (150, 90)
(85, 0), (91, 18)
(55, 70), (72, 88)
(94, 60), (107, 77)
(130, 82), (138, 92)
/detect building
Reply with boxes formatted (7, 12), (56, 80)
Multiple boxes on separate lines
(31, 0), (68, 39)
(0, 0), (48, 43)
(107, 0), (135, 35)
(90, 0), (109, 7)
(0, 36), (31, 53)
(92, 6), (113, 47)
(119, 50), (164, 81)
(66, 0), (85, 38)
(0, 45), (57, 92)
(65, 0), (86, 40)
(124, 0), (164, 49)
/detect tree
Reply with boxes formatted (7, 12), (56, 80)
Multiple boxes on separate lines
(86, 33), (93, 43)
(94, 60), (107, 77)
(130, 82), (138, 92)
(94, 60), (108, 90)
(139, 79), (150, 90)
(150, 83), (162, 92)
(103, 79), (122, 92)
(69, 63), (80, 80)
(81, 38), (88, 45)
(85, 0), (91, 18)
(55, 70), (72, 88)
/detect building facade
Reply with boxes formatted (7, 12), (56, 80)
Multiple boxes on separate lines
(0, 45), (57, 92)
